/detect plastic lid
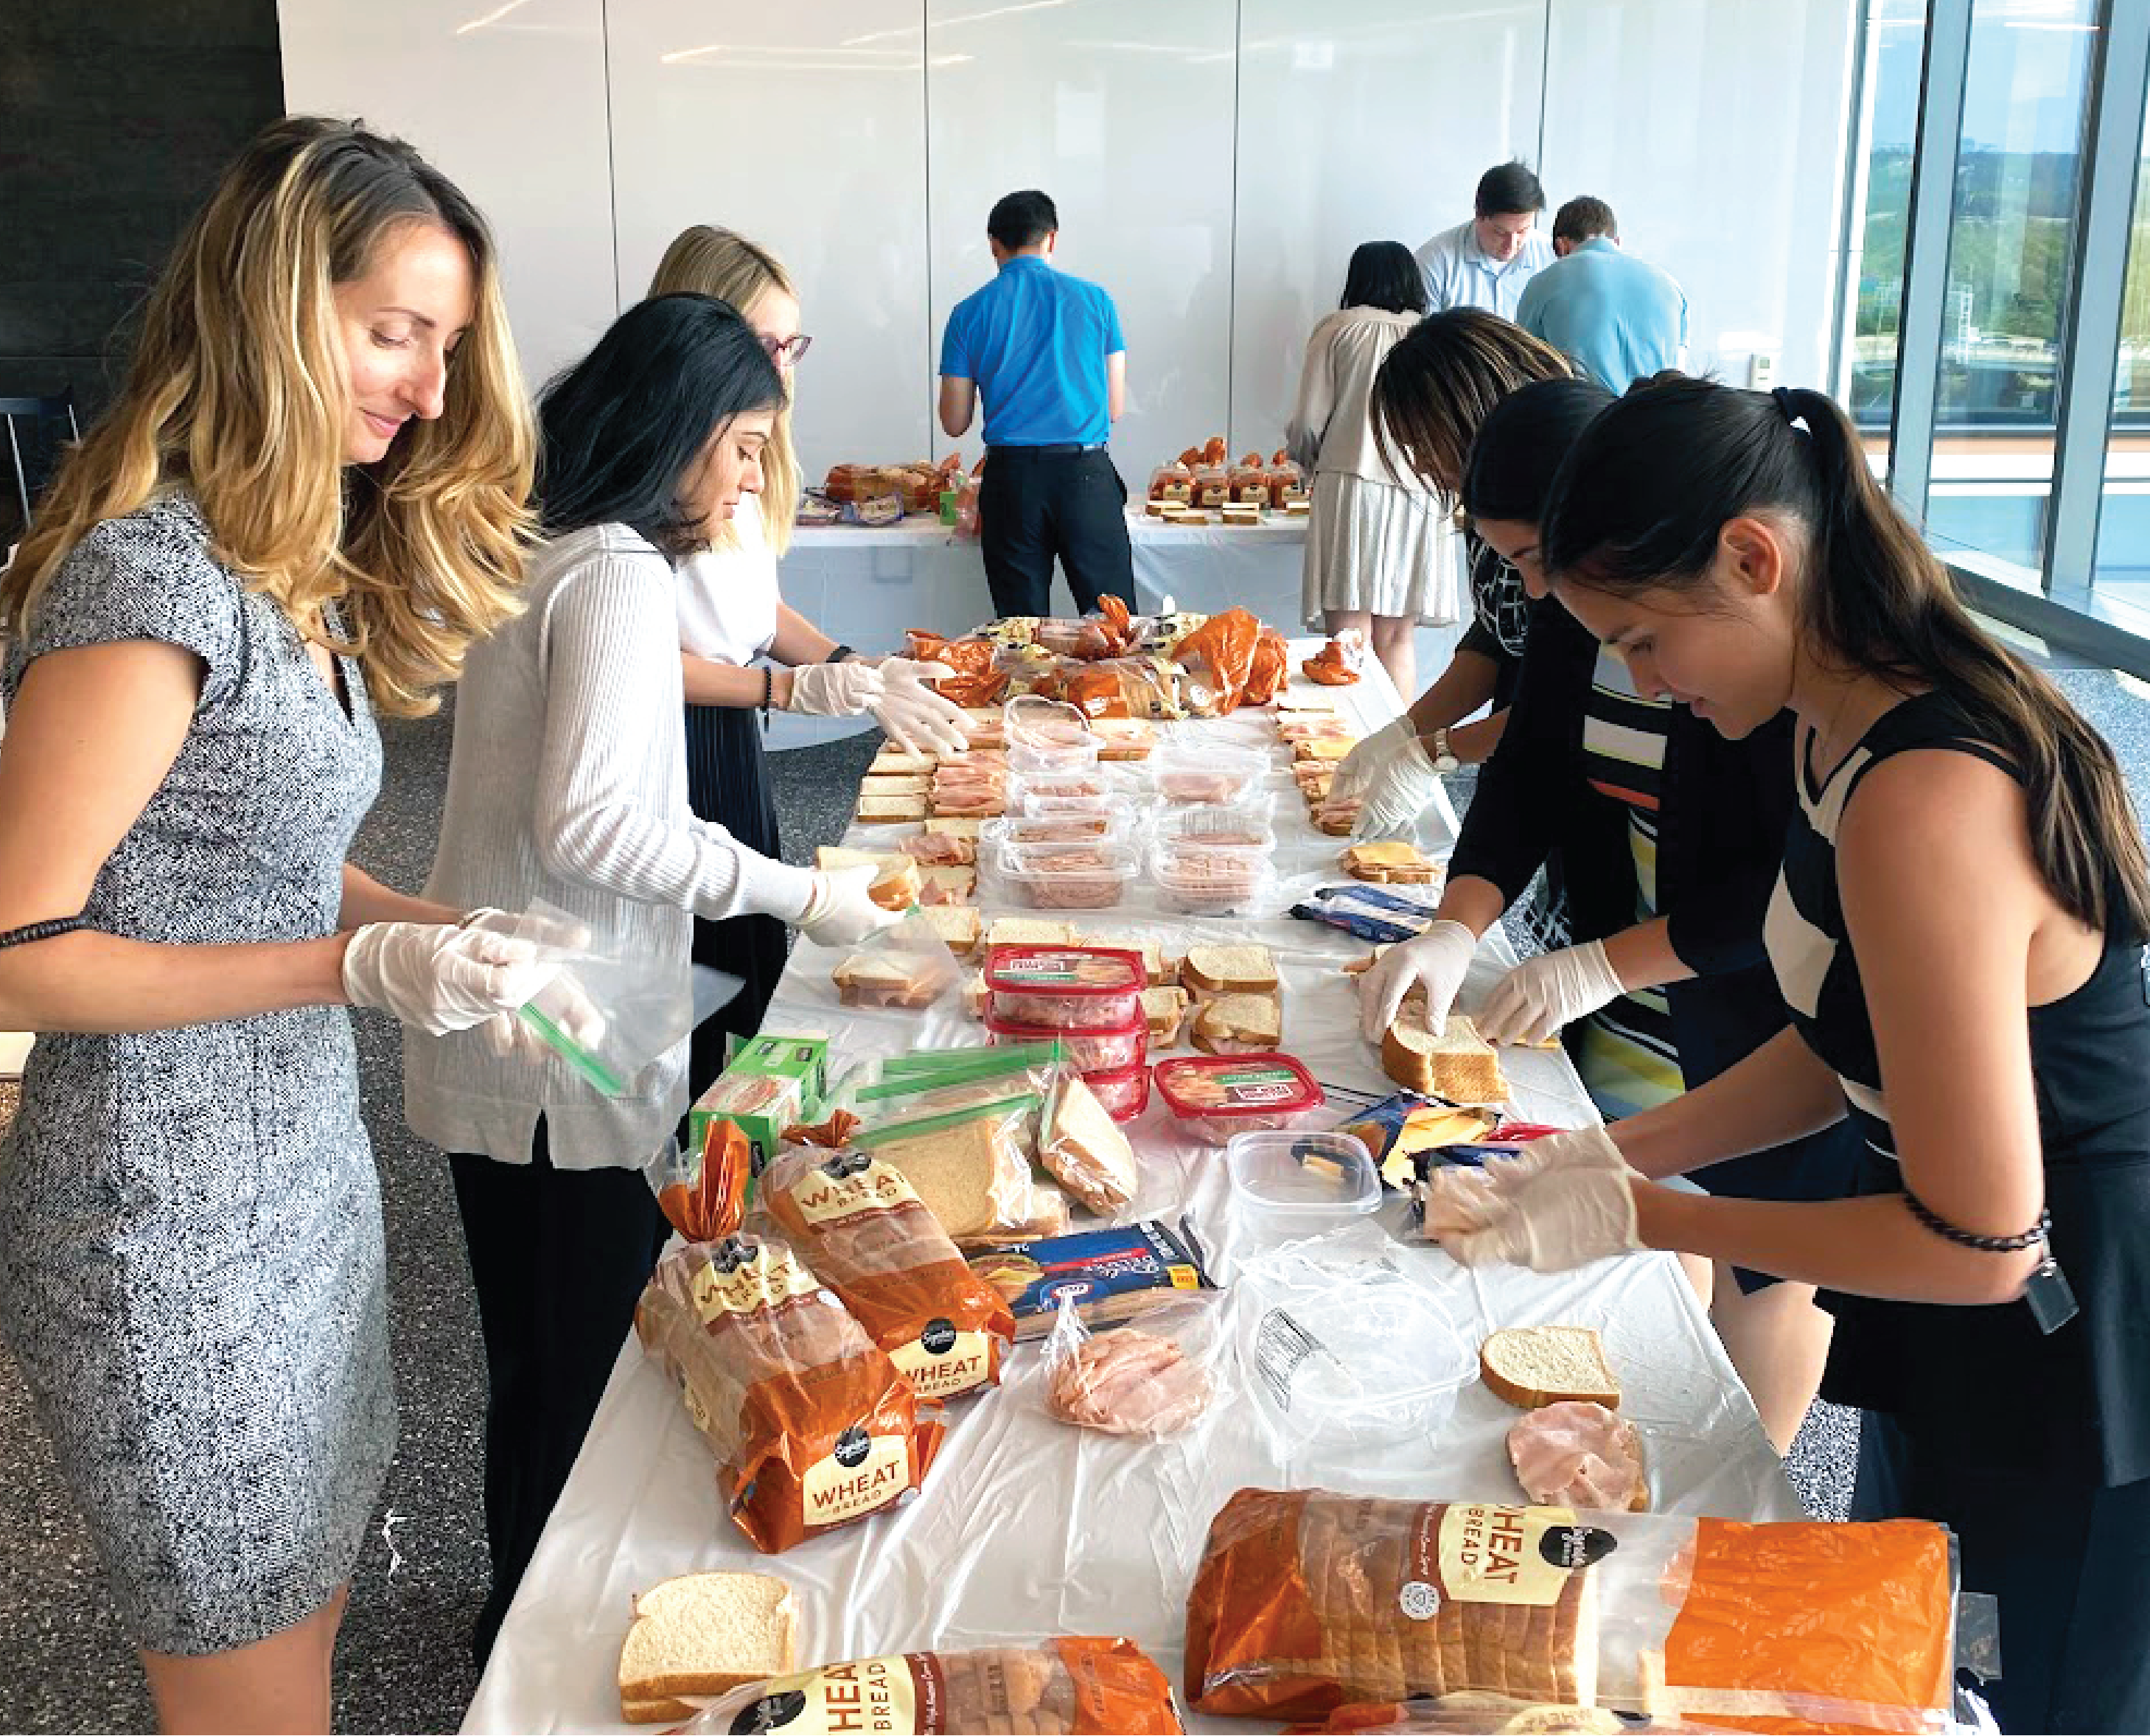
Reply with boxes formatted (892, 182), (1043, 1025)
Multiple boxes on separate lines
(1152, 1053), (1322, 1120)
(1225, 1131), (1379, 1217)
(983, 945), (1145, 997)
(1153, 802), (1274, 848)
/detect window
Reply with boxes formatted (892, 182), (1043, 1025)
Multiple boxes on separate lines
(1840, 0), (1930, 459)
(2093, 76), (2150, 614)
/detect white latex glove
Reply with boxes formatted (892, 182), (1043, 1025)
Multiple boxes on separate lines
(1428, 1125), (1640, 1272)
(1358, 918), (1480, 1042)
(871, 658), (969, 755)
(478, 966), (609, 1063)
(796, 865), (903, 948)
(787, 660), (886, 717)
(1476, 939), (1626, 1047)
(1330, 716), (1443, 841)
(343, 922), (558, 1036)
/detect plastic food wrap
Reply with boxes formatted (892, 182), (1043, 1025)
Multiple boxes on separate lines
(1083, 1059), (1152, 1121)
(1043, 1297), (1215, 1438)
(761, 1145), (1016, 1401)
(1172, 607), (1262, 713)
(1095, 593), (1134, 655)
(1039, 1068), (1141, 1212)
(849, 1092), (1047, 1248)
(1151, 840), (1273, 916)
(968, 1216), (1216, 1338)
(650, 1116), (751, 1244)
(1302, 631), (1366, 686)
(1186, 1488), (1961, 1732)
(1053, 655), (1190, 722)
(1153, 1053), (1324, 1147)
(675, 1638), (1186, 1735)
(632, 1235), (941, 1553)
(907, 631), (1009, 707)
(1155, 739), (1268, 805)
(985, 944), (1146, 1029)
(832, 907), (960, 1009)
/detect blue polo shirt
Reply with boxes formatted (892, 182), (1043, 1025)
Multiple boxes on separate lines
(939, 255), (1123, 447)
(1515, 237), (1688, 393)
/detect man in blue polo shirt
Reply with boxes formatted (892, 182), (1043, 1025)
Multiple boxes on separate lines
(1516, 195), (1688, 392)
(939, 189), (1133, 616)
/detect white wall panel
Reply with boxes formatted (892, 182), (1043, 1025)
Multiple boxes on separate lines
(1229, 1), (1548, 455)
(1540, 0), (1857, 393)
(277, 0), (617, 391)
(923, 0), (1239, 485)
(606, 1), (935, 484)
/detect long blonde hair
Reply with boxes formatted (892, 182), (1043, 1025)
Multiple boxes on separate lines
(1, 116), (533, 718)
(647, 225), (801, 554)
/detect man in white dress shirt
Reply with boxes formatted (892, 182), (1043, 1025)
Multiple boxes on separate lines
(1414, 161), (1557, 320)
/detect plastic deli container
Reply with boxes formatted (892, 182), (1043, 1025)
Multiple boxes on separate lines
(982, 945), (1145, 1030)
(1155, 741), (1269, 806)
(1008, 738), (1102, 778)
(1083, 1061), (1151, 1123)
(1224, 1130), (1380, 1230)
(987, 1010), (1146, 1076)
(1152, 1053), (1325, 1147)
(1152, 803), (1274, 850)
(996, 840), (1140, 910)
(1150, 840), (1276, 917)
(980, 798), (1139, 849)
(1010, 769), (1120, 812)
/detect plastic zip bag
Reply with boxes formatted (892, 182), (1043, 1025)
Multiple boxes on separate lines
(1040, 1294), (1218, 1439)
(831, 904), (960, 1011)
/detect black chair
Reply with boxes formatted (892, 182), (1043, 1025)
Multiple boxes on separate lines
(1, 390), (81, 543)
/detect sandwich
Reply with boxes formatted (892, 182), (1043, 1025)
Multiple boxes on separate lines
(1381, 1005), (1508, 1104)
(814, 846), (921, 910)
(859, 774), (929, 799)
(918, 904), (982, 958)
(832, 954), (944, 1008)
(868, 748), (938, 778)
(1040, 1073), (1139, 1214)
(924, 815), (983, 842)
(1180, 944), (1278, 999)
(1190, 992), (1282, 1054)
(856, 793), (927, 825)
(918, 865), (977, 904)
(618, 1572), (796, 1723)
(1344, 841), (1440, 885)
(986, 917), (1078, 949)
(1142, 986), (1191, 1046)
(1291, 736), (1359, 763)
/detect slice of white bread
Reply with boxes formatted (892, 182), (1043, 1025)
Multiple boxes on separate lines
(815, 847), (920, 910)
(859, 773), (929, 798)
(1142, 986), (1191, 1045)
(1083, 933), (1171, 986)
(985, 916), (1077, 949)
(857, 793), (927, 824)
(870, 1115), (1017, 1241)
(1191, 992), (1282, 1054)
(1381, 1006), (1509, 1104)
(618, 1572), (795, 1723)
(924, 816), (983, 840)
(1180, 944), (1277, 997)
(1344, 841), (1440, 885)
(869, 749), (938, 777)
(1479, 1325), (1621, 1410)
(918, 904), (982, 958)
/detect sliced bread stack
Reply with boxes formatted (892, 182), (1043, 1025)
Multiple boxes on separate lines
(1178, 944), (1283, 1056)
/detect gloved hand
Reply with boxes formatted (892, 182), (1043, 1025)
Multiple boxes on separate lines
(479, 966), (610, 1064)
(1476, 939), (1625, 1047)
(1426, 1124), (1641, 1272)
(1358, 918), (1480, 1041)
(1330, 716), (1443, 841)
(458, 906), (593, 954)
(871, 658), (969, 755)
(786, 660), (886, 718)
(796, 864), (903, 948)
(342, 921), (559, 1035)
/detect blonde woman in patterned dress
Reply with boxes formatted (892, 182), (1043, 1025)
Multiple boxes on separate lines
(0, 118), (545, 1732)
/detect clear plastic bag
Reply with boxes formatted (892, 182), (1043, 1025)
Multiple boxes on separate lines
(1039, 1294), (1218, 1438)
(831, 905), (960, 1009)
(1038, 1068), (1139, 1213)
(848, 1093), (1048, 1247)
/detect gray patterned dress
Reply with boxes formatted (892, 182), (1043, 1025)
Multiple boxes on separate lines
(0, 493), (397, 1654)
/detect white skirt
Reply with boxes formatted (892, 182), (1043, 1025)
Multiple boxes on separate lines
(1299, 471), (1465, 628)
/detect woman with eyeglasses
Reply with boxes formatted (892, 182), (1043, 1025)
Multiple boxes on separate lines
(1361, 377), (1855, 1454)
(646, 227), (966, 1087)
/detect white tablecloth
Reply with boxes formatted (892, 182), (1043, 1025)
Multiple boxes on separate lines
(461, 646), (1798, 1736)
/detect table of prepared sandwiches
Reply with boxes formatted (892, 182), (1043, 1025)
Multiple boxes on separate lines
(464, 613), (1979, 1736)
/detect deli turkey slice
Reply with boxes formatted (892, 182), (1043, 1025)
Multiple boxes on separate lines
(1506, 1401), (1648, 1513)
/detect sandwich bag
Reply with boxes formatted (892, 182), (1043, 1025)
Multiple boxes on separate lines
(848, 1092), (1052, 1247)
(1039, 1293), (1219, 1439)
(833, 905), (961, 1010)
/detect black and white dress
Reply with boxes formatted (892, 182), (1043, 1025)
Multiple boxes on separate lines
(0, 494), (396, 1654)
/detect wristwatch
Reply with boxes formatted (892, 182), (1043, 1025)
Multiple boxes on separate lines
(1430, 728), (1460, 775)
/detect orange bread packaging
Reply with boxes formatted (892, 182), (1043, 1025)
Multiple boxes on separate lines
(1185, 1488), (1961, 1733)
(634, 1234), (943, 1553)
(671, 1638), (1184, 1735)
(1243, 627), (1288, 706)
(1172, 607), (1261, 713)
(761, 1144), (1016, 1404)
(906, 630), (1008, 707)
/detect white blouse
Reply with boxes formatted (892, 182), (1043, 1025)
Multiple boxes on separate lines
(676, 493), (781, 668)
(1283, 307), (1433, 493)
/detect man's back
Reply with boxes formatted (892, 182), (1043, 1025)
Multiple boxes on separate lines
(1516, 238), (1686, 392)
(940, 256), (1123, 447)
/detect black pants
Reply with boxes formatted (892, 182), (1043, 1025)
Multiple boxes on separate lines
(977, 445), (1135, 617)
(684, 699), (789, 1103)
(450, 1123), (671, 1667)
(1854, 1409), (2150, 1732)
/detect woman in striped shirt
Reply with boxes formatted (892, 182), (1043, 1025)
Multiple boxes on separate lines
(1431, 375), (2150, 1735)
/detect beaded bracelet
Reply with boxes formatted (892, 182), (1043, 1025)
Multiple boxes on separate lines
(0, 914), (87, 952)
(1900, 1185), (2050, 1253)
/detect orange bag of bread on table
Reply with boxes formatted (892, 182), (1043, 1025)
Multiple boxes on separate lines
(1243, 627), (1289, 706)
(634, 1235), (943, 1553)
(761, 1143), (1016, 1402)
(906, 630), (1008, 707)
(1186, 1488), (1961, 1732)
(674, 1637), (1185, 1735)
(1172, 607), (1262, 714)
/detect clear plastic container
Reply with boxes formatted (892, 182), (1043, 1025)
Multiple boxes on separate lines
(987, 1010), (1146, 1074)
(1008, 737), (1101, 778)
(1152, 1053), (1324, 1147)
(1009, 768), (1118, 811)
(980, 798), (1139, 849)
(1083, 1061), (1151, 1122)
(983, 944), (1145, 1029)
(1152, 803), (1274, 850)
(1224, 1130), (1380, 1230)
(1150, 843), (1275, 917)
(1004, 694), (1097, 750)
(997, 840), (1140, 910)
(1155, 740), (1269, 805)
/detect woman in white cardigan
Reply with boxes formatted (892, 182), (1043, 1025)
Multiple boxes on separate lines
(403, 292), (896, 1664)
(1286, 240), (1461, 695)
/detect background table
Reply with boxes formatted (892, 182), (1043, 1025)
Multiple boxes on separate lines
(462, 647), (1798, 1735)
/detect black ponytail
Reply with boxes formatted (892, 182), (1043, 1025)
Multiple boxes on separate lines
(1542, 375), (2150, 941)
(1460, 377), (1616, 524)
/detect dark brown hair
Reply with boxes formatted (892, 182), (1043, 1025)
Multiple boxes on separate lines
(1369, 309), (1574, 505)
(1541, 375), (2150, 940)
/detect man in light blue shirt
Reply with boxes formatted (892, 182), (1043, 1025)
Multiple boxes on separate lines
(1414, 161), (1556, 320)
(939, 189), (1132, 616)
(1516, 196), (1689, 392)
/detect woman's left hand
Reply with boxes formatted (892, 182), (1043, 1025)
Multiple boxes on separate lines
(1476, 939), (1625, 1047)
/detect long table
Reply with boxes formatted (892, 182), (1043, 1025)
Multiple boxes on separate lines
(461, 644), (1798, 1735)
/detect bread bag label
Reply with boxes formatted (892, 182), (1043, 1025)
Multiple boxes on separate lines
(688, 1245), (820, 1322)
(890, 1327), (994, 1400)
(725, 1653), (922, 1735)
(1430, 1502), (1586, 1606)
(789, 1155), (923, 1227)
(803, 1429), (915, 1527)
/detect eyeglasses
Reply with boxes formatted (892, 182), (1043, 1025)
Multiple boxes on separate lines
(760, 332), (814, 364)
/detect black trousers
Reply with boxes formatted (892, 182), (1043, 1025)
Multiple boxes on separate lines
(1854, 1409), (2150, 1733)
(450, 1122), (671, 1667)
(977, 445), (1135, 617)
(684, 699), (789, 1103)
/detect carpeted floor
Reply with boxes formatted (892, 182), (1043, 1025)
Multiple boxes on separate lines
(1, 661), (2144, 1730)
